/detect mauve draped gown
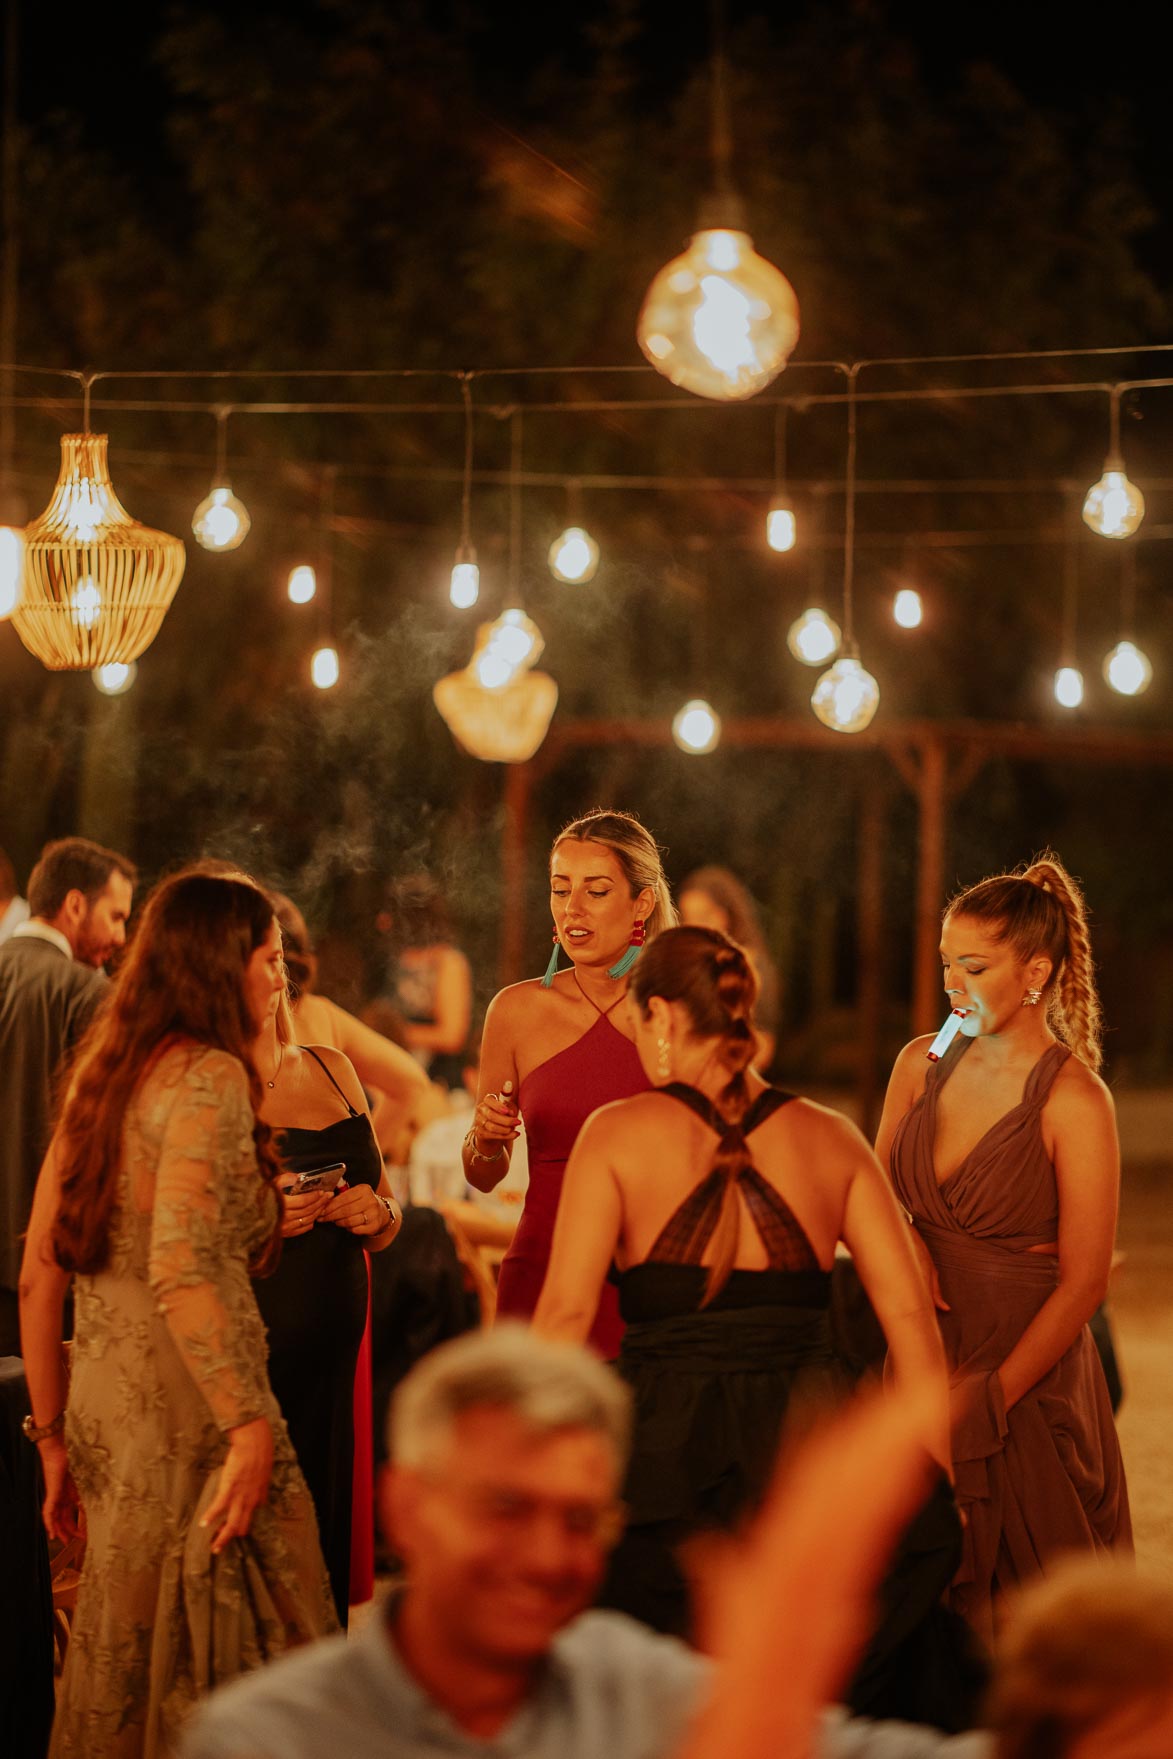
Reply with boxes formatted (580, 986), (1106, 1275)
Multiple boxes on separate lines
(890, 1036), (1131, 1638)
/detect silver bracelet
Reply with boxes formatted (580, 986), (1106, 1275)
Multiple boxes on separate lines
(465, 1127), (505, 1166)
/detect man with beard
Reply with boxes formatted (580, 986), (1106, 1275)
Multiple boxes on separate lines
(1, 836), (134, 1353)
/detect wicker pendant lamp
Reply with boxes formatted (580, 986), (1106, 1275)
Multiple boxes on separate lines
(12, 433), (186, 670)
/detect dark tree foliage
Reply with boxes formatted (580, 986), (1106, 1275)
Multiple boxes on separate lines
(1, 0), (1168, 1066)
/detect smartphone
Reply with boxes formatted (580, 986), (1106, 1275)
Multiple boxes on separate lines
(286, 1162), (347, 1195)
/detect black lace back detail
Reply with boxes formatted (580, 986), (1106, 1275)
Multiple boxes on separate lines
(646, 1084), (820, 1273)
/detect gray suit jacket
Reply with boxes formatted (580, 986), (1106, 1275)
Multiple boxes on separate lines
(0, 936), (106, 1291)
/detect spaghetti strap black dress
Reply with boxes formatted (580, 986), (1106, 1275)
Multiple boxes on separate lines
(253, 1046), (383, 1627)
(599, 1082), (983, 1733)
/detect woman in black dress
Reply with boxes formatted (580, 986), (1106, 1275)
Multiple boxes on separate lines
(534, 927), (977, 1729)
(250, 958), (400, 1626)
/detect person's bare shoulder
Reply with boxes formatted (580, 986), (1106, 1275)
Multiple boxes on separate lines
(299, 1040), (365, 1110)
(1049, 1048), (1116, 1124)
(485, 974), (568, 1027)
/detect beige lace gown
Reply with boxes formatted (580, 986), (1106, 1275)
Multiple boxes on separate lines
(51, 1045), (338, 1759)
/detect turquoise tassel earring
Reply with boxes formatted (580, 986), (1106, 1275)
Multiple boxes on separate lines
(607, 918), (646, 981)
(541, 931), (562, 988)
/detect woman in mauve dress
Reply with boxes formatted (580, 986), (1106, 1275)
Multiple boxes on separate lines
(876, 854), (1131, 1640)
(464, 810), (676, 1359)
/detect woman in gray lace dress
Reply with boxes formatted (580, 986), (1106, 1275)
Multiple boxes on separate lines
(20, 871), (336, 1759)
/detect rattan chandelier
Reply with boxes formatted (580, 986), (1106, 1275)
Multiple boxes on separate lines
(12, 433), (186, 670)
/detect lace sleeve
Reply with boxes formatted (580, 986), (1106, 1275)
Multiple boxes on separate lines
(147, 1049), (269, 1433)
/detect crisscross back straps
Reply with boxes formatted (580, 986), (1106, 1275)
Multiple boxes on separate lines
(647, 1083), (818, 1273)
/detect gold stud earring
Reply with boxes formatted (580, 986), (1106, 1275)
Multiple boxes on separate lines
(1022, 986), (1042, 1007)
(656, 1035), (672, 1081)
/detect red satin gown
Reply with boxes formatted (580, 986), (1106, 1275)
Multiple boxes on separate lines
(495, 1007), (649, 1357)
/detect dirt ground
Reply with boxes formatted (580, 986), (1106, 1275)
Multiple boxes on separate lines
(1112, 1162), (1173, 1580)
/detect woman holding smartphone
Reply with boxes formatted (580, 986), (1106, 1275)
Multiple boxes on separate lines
(250, 920), (400, 1629)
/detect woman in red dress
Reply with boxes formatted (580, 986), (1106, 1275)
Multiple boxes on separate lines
(464, 810), (676, 1357)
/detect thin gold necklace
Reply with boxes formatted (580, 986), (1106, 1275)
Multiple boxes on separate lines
(265, 1041), (286, 1089)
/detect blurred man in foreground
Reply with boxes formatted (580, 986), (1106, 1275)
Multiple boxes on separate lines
(186, 1326), (984, 1759)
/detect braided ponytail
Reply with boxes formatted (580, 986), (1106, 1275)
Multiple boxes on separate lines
(945, 851), (1103, 1072)
(630, 926), (761, 1305)
(1021, 855), (1103, 1073)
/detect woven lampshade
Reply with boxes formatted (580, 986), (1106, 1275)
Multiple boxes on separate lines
(12, 433), (186, 670)
(433, 667), (558, 763)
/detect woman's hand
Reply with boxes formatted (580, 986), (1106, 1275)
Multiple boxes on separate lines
(39, 1436), (82, 1544)
(200, 1417), (273, 1554)
(278, 1187), (333, 1238)
(319, 1182), (397, 1237)
(471, 1080), (520, 1157)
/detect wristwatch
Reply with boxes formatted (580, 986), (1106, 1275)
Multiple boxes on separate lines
(22, 1410), (65, 1444)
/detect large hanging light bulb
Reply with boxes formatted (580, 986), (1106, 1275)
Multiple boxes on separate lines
(12, 429), (185, 669)
(1083, 388), (1144, 539)
(92, 659), (137, 696)
(787, 606), (840, 666)
(287, 564), (316, 604)
(1053, 666), (1084, 709)
(450, 549), (480, 610)
(672, 697), (722, 754)
(637, 31), (798, 401)
(811, 654), (880, 733)
(639, 227), (799, 403)
(1103, 640), (1151, 697)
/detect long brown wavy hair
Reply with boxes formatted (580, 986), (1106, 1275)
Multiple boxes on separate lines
(50, 870), (286, 1276)
(630, 925), (760, 1305)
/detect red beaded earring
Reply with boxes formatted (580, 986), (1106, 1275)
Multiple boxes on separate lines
(608, 919), (646, 980)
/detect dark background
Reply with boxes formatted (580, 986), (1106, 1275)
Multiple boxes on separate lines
(3, 0), (1172, 1081)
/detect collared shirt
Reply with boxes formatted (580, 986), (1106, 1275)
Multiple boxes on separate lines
(11, 918), (73, 959)
(183, 1598), (992, 1759)
(0, 895), (30, 945)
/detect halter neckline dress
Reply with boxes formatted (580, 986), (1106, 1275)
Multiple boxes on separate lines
(889, 1035), (1131, 1637)
(495, 992), (649, 1358)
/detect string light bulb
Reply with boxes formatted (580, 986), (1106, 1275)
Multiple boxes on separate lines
(766, 500), (796, 553)
(287, 564), (316, 604)
(811, 654), (880, 734)
(70, 577), (102, 628)
(787, 606), (840, 666)
(0, 524), (24, 618)
(1083, 389), (1144, 539)
(548, 525), (599, 584)
(310, 644), (340, 690)
(449, 377), (480, 609)
(672, 698), (722, 754)
(1103, 639), (1151, 697)
(449, 549), (480, 610)
(92, 660), (137, 696)
(893, 588), (922, 628)
(1053, 666), (1084, 709)
(192, 484), (250, 552)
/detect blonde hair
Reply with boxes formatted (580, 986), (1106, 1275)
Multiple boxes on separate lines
(989, 1557), (1173, 1759)
(552, 809), (677, 943)
(945, 851), (1103, 1072)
